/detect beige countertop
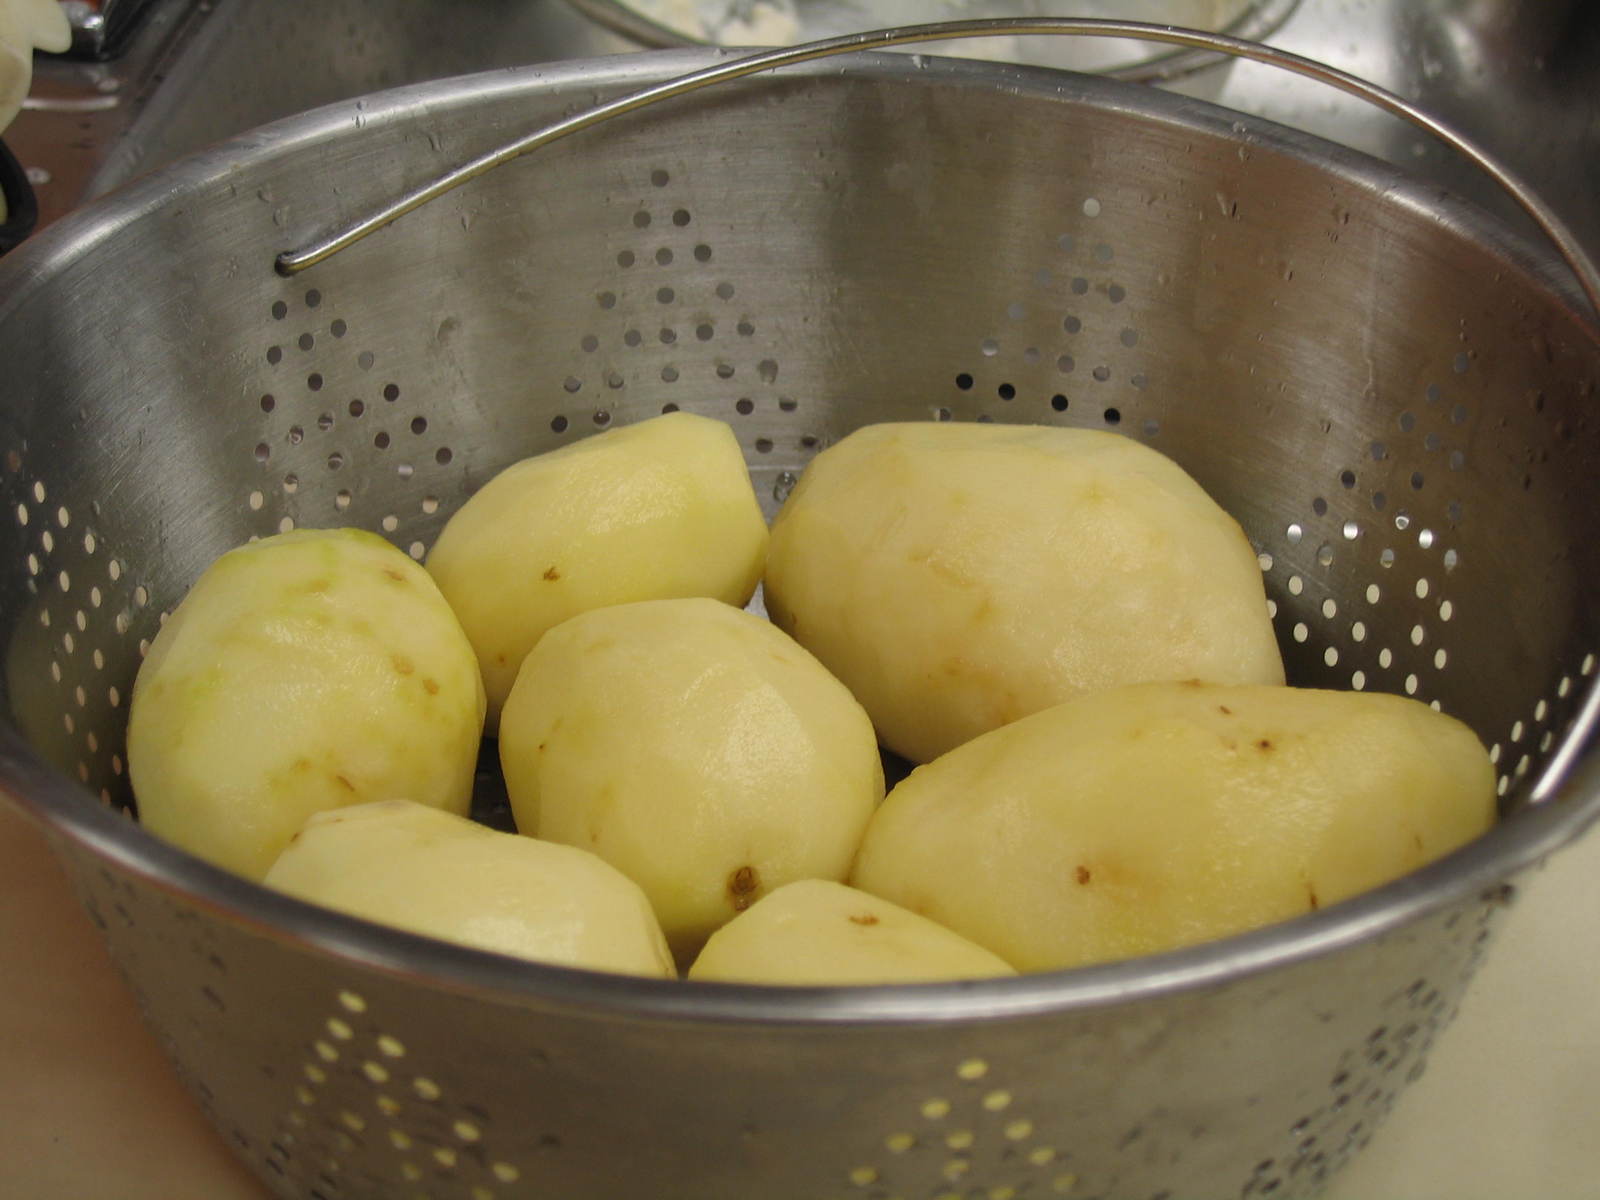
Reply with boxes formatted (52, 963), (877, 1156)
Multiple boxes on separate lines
(2, 800), (1597, 1200)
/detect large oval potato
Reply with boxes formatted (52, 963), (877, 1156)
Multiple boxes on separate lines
(266, 800), (675, 978)
(500, 597), (884, 961)
(128, 528), (485, 879)
(764, 422), (1285, 762)
(426, 412), (768, 730)
(688, 879), (1015, 986)
(851, 681), (1495, 971)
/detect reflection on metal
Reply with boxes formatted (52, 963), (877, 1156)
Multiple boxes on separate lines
(270, 17), (1600, 323)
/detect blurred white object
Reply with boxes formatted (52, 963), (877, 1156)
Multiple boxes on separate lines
(591, 0), (1298, 78)
(0, 0), (70, 136)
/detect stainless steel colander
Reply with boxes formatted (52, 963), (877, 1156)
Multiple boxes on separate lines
(2, 20), (1598, 1200)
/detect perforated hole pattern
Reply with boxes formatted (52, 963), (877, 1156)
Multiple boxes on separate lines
(67, 847), (1509, 1200)
(6, 64), (1598, 1200)
(17, 169), (1587, 828)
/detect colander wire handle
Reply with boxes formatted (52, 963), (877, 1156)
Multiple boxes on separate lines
(275, 16), (1600, 323)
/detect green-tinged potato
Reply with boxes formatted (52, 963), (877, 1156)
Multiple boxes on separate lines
(500, 597), (884, 961)
(688, 879), (1015, 985)
(128, 529), (485, 880)
(852, 681), (1495, 971)
(764, 422), (1285, 763)
(265, 801), (674, 978)
(426, 412), (768, 730)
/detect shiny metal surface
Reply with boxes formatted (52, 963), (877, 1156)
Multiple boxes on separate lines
(78, 0), (636, 204)
(8, 1), (1596, 267)
(272, 18), (1600, 324)
(1, 49), (1599, 1200)
(1164, 0), (1600, 273)
(7, 0), (637, 230)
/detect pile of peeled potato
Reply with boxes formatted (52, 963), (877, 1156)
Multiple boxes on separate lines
(126, 413), (1494, 984)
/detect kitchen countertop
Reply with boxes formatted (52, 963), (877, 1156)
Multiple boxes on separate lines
(3, 796), (1598, 1199)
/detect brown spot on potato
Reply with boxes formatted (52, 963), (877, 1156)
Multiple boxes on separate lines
(1307, 884), (1321, 911)
(536, 742), (547, 753)
(1180, 678), (1205, 688)
(422, 678), (439, 695)
(1075, 865), (1092, 885)
(728, 865), (760, 912)
(848, 914), (880, 926)
(292, 758), (312, 772)
(495, 653), (508, 665)
(543, 566), (561, 581)
(392, 654), (415, 676)
(334, 774), (356, 792)
(1218, 705), (1233, 715)
(382, 567), (407, 583)
(1256, 738), (1274, 751)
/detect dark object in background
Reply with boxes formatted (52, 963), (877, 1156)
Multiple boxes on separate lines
(0, 139), (38, 255)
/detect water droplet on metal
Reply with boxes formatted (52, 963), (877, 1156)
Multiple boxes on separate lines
(772, 472), (798, 503)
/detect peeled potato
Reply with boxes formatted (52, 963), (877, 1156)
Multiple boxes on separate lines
(851, 681), (1495, 971)
(127, 528), (485, 880)
(425, 412), (768, 730)
(764, 422), (1285, 762)
(688, 879), (1015, 985)
(265, 801), (674, 978)
(500, 597), (884, 961)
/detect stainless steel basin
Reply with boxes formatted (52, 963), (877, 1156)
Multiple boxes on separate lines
(9, 0), (1599, 266)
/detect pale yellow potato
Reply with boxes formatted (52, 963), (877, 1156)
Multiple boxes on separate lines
(265, 801), (674, 978)
(425, 412), (767, 730)
(500, 597), (884, 961)
(852, 681), (1495, 972)
(127, 528), (485, 880)
(688, 879), (1015, 985)
(764, 422), (1285, 763)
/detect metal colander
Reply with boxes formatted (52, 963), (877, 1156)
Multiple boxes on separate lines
(2, 21), (1599, 1200)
